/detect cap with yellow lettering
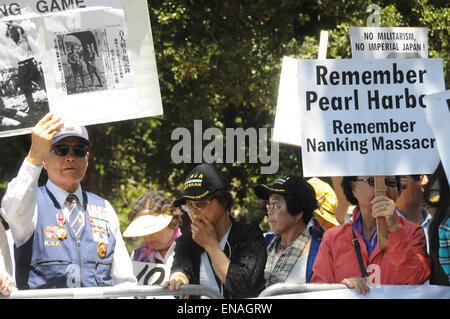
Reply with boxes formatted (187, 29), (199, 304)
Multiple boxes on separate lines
(174, 164), (230, 207)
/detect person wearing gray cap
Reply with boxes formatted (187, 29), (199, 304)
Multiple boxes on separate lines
(0, 113), (136, 290)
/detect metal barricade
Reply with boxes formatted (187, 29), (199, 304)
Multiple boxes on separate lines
(0, 284), (224, 299)
(258, 283), (347, 298)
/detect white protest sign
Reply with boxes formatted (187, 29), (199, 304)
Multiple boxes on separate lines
(423, 90), (450, 186)
(133, 261), (171, 286)
(0, 0), (162, 137)
(350, 27), (428, 59)
(0, 0), (124, 20)
(272, 56), (302, 146)
(298, 58), (444, 177)
(273, 30), (329, 147)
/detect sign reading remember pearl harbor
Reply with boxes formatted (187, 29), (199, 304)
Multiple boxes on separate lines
(298, 58), (444, 177)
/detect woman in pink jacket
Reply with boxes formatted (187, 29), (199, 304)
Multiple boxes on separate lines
(311, 176), (430, 294)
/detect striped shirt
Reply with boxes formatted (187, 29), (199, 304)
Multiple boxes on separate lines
(438, 213), (450, 280)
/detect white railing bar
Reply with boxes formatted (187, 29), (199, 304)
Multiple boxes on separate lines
(258, 283), (347, 297)
(0, 284), (224, 299)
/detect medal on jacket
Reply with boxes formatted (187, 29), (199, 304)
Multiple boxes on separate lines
(56, 227), (68, 240)
(97, 242), (107, 259)
(56, 213), (68, 240)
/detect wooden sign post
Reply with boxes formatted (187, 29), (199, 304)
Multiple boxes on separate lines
(374, 176), (389, 250)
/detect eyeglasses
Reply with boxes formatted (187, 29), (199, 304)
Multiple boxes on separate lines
(355, 177), (398, 188)
(265, 202), (286, 213)
(51, 145), (88, 158)
(181, 197), (214, 213)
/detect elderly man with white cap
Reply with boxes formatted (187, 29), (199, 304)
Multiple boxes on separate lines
(0, 113), (136, 290)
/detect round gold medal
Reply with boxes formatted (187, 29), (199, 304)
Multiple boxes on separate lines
(57, 228), (68, 240)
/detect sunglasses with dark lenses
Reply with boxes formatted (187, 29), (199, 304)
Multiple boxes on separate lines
(355, 177), (398, 188)
(52, 145), (88, 158)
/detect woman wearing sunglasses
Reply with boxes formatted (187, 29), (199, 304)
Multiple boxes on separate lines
(310, 176), (430, 294)
(164, 163), (267, 298)
(1, 113), (136, 289)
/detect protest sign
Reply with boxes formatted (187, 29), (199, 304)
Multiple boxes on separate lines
(133, 260), (171, 286)
(423, 90), (450, 186)
(273, 31), (329, 147)
(0, 0), (162, 137)
(273, 27), (429, 147)
(350, 27), (428, 59)
(0, 1), (123, 20)
(132, 260), (174, 298)
(297, 58), (444, 177)
(272, 56), (302, 146)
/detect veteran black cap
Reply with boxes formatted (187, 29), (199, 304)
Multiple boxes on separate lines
(174, 164), (230, 207)
(254, 175), (313, 200)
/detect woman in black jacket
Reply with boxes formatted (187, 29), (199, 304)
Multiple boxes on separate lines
(164, 164), (267, 298)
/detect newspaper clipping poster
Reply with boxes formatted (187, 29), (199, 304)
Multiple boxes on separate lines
(44, 8), (140, 126)
(53, 26), (133, 95)
(0, 0), (163, 138)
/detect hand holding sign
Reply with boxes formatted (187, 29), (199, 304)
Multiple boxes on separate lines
(26, 112), (63, 166)
(373, 176), (389, 250)
(372, 176), (402, 250)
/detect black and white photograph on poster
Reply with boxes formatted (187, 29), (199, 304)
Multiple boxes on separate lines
(45, 7), (139, 126)
(0, 19), (49, 133)
(55, 30), (108, 95)
(44, 7), (147, 127)
(54, 25), (133, 96)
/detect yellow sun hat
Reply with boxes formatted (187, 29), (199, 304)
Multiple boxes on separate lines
(307, 177), (340, 231)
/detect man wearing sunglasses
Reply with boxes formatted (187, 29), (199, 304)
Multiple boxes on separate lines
(396, 175), (432, 252)
(0, 113), (136, 290)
